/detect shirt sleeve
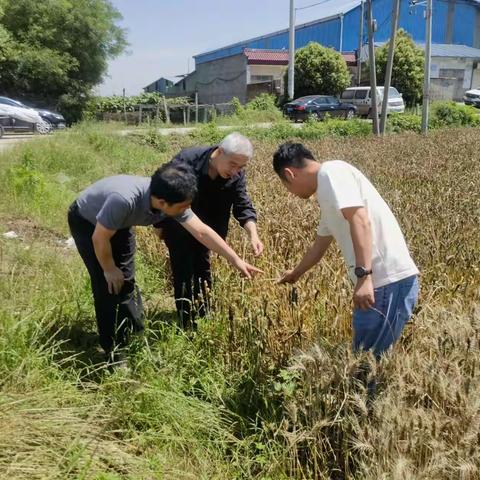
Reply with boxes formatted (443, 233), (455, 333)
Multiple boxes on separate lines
(317, 217), (332, 236)
(232, 172), (257, 227)
(318, 163), (364, 211)
(174, 208), (194, 223)
(96, 193), (131, 230)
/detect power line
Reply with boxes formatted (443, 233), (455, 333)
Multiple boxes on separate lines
(295, 0), (332, 12)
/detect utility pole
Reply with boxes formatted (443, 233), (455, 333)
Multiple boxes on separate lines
(367, 0), (380, 135)
(422, 0), (433, 134)
(380, 0), (400, 134)
(122, 88), (127, 124)
(288, 0), (295, 100)
(357, 0), (365, 85)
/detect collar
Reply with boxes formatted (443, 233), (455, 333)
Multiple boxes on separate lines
(201, 145), (219, 176)
(142, 185), (157, 215)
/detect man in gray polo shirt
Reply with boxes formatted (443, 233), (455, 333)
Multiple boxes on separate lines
(68, 162), (261, 363)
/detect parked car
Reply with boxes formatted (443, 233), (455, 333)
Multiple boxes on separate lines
(463, 88), (480, 108)
(0, 96), (66, 130)
(340, 86), (405, 117)
(0, 104), (50, 135)
(283, 95), (357, 122)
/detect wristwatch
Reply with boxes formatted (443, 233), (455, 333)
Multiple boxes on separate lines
(354, 266), (373, 278)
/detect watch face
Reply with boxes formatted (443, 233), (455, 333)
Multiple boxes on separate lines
(355, 267), (372, 278)
(355, 267), (368, 278)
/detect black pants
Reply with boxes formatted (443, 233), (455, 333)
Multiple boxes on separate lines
(162, 219), (212, 328)
(68, 202), (144, 352)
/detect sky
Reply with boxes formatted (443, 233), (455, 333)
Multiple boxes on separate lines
(97, 0), (331, 96)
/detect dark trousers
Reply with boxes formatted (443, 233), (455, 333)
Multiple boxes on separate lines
(162, 220), (212, 328)
(68, 202), (144, 353)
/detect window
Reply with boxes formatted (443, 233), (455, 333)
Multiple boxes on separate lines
(313, 97), (328, 105)
(250, 75), (274, 83)
(439, 68), (464, 80)
(354, 90), (368, 99)
(341, 90), (355, 99)
(327, 96), (340, 104)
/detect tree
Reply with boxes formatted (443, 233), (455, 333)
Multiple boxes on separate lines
(288, 42), (351, 99)
(0, 0), (127, 122)
(376, 29), (424, 107)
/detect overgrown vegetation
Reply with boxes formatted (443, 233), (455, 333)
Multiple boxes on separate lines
(388, 102), (480, 132)
(86, 92), (191, 115)
(0, 123), (479, 478)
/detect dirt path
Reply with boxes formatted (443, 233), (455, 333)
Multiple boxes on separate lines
(0, 134), (37, 152)
(118, 122), (305, 137)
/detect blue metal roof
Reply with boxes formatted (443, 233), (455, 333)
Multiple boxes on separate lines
(424, 43), (480, 58)
(376, 41), (480, 58)
(194, 0), (480, 64)
(194, 0), (362, 63)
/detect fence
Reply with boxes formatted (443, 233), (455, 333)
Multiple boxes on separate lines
(96, 101), (235, 125)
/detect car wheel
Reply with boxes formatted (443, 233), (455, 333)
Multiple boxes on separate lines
(44, 119), (54, 131)
(35, 120), (51, 135)
(346, 109), (355, 120)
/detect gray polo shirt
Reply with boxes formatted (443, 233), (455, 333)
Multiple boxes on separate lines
(76, 175), (193, 230)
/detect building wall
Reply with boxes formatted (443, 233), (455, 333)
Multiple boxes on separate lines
(170, 54), (248, 104)
(430, 56), (479, 100)
(143, 78), (172, 94)
(473, 65), (480, 88)
(342, 0), (480, 52)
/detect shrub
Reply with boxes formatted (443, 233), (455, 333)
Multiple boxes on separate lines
(246, 93), (279, 112)
(189, 122), (225, 144)
(134, 129), (168, 152)
(388, 113), (422, 133)
(431, 102), (480, 128)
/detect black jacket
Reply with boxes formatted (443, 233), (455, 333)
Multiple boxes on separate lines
(156, 145), (257, 239)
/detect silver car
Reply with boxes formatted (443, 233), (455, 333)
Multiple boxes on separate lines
(463, 88), (480, 108)
(340, 86), (405, 117)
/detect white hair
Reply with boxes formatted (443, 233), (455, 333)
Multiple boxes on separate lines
(220, 132), (253, 159)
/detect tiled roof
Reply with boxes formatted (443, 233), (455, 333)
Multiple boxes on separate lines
(244, 48), (289, 64)
(244, 48), (357, 66)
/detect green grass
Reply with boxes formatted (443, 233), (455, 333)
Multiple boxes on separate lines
(1, 122), (479, 479)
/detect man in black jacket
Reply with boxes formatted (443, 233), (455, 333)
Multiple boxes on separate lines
(155, 132), (263, 327)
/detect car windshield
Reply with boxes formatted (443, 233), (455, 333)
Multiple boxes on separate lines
(292, 96), (317, 104)
(377, 87), (401, 98)
(0, 97), (26, 107)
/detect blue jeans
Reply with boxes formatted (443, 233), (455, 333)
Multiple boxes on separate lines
(352, 275), (419, 357)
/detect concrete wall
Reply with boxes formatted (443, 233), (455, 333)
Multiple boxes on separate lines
(430, 56), (479, 100)
(191, 54), (248, 104)
(473, 66), (480, 89)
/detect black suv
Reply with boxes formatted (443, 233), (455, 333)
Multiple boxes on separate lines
(0, 96), (66, 133)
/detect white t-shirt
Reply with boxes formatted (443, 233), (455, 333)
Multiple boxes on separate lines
(316, 160), (418, 288)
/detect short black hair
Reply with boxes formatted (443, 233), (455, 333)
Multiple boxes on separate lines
(150, 162), (198, 204)
(272, 143), (316, 180)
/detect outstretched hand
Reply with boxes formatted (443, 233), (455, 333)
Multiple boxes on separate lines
(277, 269), (299, 284)
(234, 259), (264, 279)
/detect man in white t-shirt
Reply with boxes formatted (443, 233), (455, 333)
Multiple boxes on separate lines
(273, 143), (419, 357)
